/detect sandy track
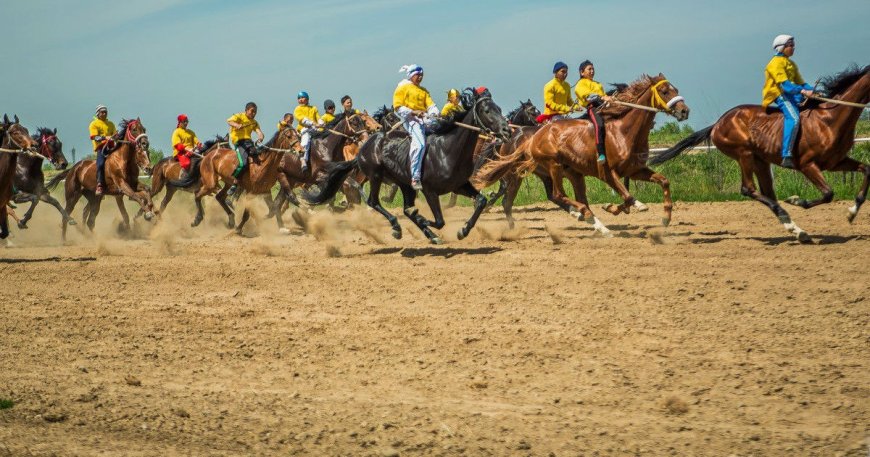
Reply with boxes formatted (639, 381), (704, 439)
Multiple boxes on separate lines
(1, 196), (868, 456)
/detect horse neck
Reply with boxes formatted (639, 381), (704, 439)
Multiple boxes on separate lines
(817, 73), (870, 135)
(613, 88), (658, 149)
(17, 154), (42, 172)
(441, 110), (480, 164)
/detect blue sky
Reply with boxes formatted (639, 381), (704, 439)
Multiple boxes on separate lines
(3, 0), (869, 158)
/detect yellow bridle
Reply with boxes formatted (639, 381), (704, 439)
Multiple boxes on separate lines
(650, 79), (684, 113)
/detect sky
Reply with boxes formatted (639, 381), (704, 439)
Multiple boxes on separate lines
(3, 0), (869, 159)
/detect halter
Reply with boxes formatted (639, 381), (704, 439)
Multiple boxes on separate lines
(470, 96), (502, 138)
(39, 134), (56, 160)
(0, 123), (36, 154)
(650, 79), (685, 113)
(261, 127), (302, 153)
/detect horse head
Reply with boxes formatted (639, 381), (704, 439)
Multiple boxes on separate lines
(1, 114), (36, 151)
(276, 125), (303, 153)
(650, 74), (690, 121)
(33, 127), (68, 170)
(357, 110), (382, 133)
(124, 118), (152, 174)
(462, 89), (511, 141)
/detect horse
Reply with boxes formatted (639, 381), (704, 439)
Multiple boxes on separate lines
(267, 111), (380, 232)
(146, 134), (228, 221)
(46, 118), (154, 241)
(475, 74), (690, 235)
(304, 88), (512, 244)
(0, 115), (38, 239)
(649, 64), (870, 242)
(189, 125), (301, 233)
(12, 127), (75, 229)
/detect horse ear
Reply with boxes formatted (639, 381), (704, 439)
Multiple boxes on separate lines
(658, 72), (665, 78)
(14, 114), (19, 124)
(53, 128), (57, 134)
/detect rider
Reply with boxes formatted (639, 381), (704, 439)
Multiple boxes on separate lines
(539, 61), (574, 123)
(88, 104), (117, 196)
(393, 64), (439, 190)
(294, 91), (323, 173)
(763, 34), (814, 169)
(171, 114), (202, 173)
(321, 99), (337, 125)
(441, 88), (464, 118)
(226, 102), (265, 196)
(277, 112), (294, 131)
(340, 95), (360, 117)
(574, 60), (613, 164)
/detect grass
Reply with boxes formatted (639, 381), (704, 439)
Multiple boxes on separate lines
(0, 398), (13, 409)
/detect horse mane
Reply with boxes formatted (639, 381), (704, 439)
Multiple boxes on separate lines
(599, 74), (664, 119)
(819, 64), (870, 97)
(202, 134), (227, 150)
(372, 105), (392, 123)
(32, 127), (55, 139)
(505, 104), (526, 121)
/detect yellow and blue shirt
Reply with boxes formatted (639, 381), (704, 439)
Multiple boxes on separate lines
(762, 54), (811, 107)
(574, 78), (606, 108)
(543, 77), (574, 115)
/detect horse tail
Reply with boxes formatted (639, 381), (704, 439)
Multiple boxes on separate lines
(302, 158), (359, 205)
(648, 125), (713, 165)
(167, 158), (202, 188)
(45, 168), (71, 191)
(472, 142), (535, 189)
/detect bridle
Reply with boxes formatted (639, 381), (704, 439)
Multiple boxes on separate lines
(38, 134), (57, 161)
(469, 96), (505, 140)
(649, 79), (685, 114)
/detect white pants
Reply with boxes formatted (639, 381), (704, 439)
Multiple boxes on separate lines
(404, 118), (425, 181)
(300, 127), (313, 163)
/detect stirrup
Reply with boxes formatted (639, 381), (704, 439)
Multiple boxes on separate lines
(95, 184), (105, 196)
(597, 153), (606, 164)
(227, 184), (239, 196)
(781, 156), (795, 169)
(411, 179), (423, 191)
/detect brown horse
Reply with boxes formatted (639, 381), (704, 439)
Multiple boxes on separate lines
(268, 111), (379, 232)
(48, 118), (154, 241)
(13, 127), (74, 229)
(0, 115), (38, 239)
(146, 135), (227, 221)
(650, 64), (870, 242)
(192, 126), (301, 233)
(475, 74), (690, 235)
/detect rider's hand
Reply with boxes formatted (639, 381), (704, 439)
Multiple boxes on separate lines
(801, 89), (814, 97)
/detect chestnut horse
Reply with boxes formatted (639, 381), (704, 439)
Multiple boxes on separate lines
(48, 119), (154, 240)
(146, 135), (227, 221)
(191, 126), (301, 233)
(650, 64), (870, 242)
(13, 127), (74, 229)
(476, 74), (690, 235)
(0, 115), (38, 239)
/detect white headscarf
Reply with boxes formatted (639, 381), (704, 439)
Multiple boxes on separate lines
(399, 64), (423, 79)
(772, 34), (793, 53)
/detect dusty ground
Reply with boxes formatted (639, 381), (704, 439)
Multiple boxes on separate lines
(0, 194), (868, 456)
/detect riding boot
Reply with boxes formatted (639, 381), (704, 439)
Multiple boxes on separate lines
(596, 143), (607, 164)
(781, 156), (795, 169)
(96, 147), (107, 195)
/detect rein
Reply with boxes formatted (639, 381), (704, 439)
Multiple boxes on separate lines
(808, 94), (869, 109)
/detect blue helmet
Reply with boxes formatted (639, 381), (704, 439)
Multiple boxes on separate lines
(297, 91), (309, 99)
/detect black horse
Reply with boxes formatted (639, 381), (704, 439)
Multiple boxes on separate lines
(12, 127), (75, 229)
(304, 88), (511, 244)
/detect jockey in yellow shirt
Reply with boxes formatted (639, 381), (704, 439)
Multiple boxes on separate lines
(226, 102), (265, 196)
(441, 88), (464, 118)
(88, 104), (116, 195)
(294, 91), (323, 173)
(763, 34), (814, 169)
(171, 114), (202, 173)
(539, 61), (574, 123)
(277, 113), (294, 131)
(574, 60), (613, 164)
(340, 95), (360, 117)
(321, 99), (337, 125)
(393, 64), (439, 190)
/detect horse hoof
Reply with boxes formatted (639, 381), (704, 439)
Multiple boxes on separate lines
(144, 212), (154, 221)
(796, 230), (811, 243)
(662, 217), (671, 227)
(392, 229), (402, 240)
(278, 227), (291, 235)
(430, 236), (443, 245)
(784, 195), (803, 206)
(457, 229), (467, 240)
(67, 219), (78, 226)
(847, 205), (858, 224)
(634, 201), (650, 212)
(17, 221), (27, 229)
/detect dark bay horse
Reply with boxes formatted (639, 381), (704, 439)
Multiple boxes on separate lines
(304, 89), (511, 244)
(476, 74), (690, 235)
(47, 118), (154, 241)
(0, 115), (38, 239)
(12, 127), (74, 229)
(190, 126), (301, 233)
(650, 64), (870, 242)
(267, 112), (379, 232)
(146, 135), (227, 221)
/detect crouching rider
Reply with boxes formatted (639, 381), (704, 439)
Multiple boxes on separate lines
(226, 102), (264, 196)
(393, 64), (439, 190)
(763, 34), (814, 169)
(88, 104), (117, 196)
(171, 114), (202, 176)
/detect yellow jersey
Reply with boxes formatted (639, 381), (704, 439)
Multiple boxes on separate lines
(171, 127), (199, 156)
(393, 81), (435, 112)
(574, 78), (606, 108)
(543, 77), (574, 115)
(294, 105), (320, 132)
(441, 102), (464, 117)
(762, 55), (807, 107)
(277, 120), (291, 131)
(227, 113), (259, 144)
(321, 112), (335, 125)
(88, 118), (116, 152)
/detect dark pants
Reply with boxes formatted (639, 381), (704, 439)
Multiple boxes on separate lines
(96, 146), (110, 185)
(582, 105), (606, 156)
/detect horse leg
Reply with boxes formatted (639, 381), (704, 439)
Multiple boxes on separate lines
(784, 162), (835, 210)
(826, 158), (869, 223)
(421, 191), (446, 229)
(599, 166), (636, 216)
(747, 156), (810, 242)
(366, 176), (402, 239)
(628, 167), (673, 227)
(400, 184), (440, 244)
(215, 185), (235, 229)
(453, 182), (489, 240)
(485, 178), (508, 210)
(14, 192), (39, 229)
(159, 186), (177, 214)
(235, 208), (251, 235)
(548, 163), (610, 236)
(115, 196), (131, 234)
(445, 193), (458, 209)
(87, 195), (102, 232)
(501, 174), (522, 229)
(382, 183), (398, 204)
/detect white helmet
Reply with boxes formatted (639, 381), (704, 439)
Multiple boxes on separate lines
(772, 34), (794, 53)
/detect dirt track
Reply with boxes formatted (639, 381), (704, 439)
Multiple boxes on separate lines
(1, 196), (868, 456)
